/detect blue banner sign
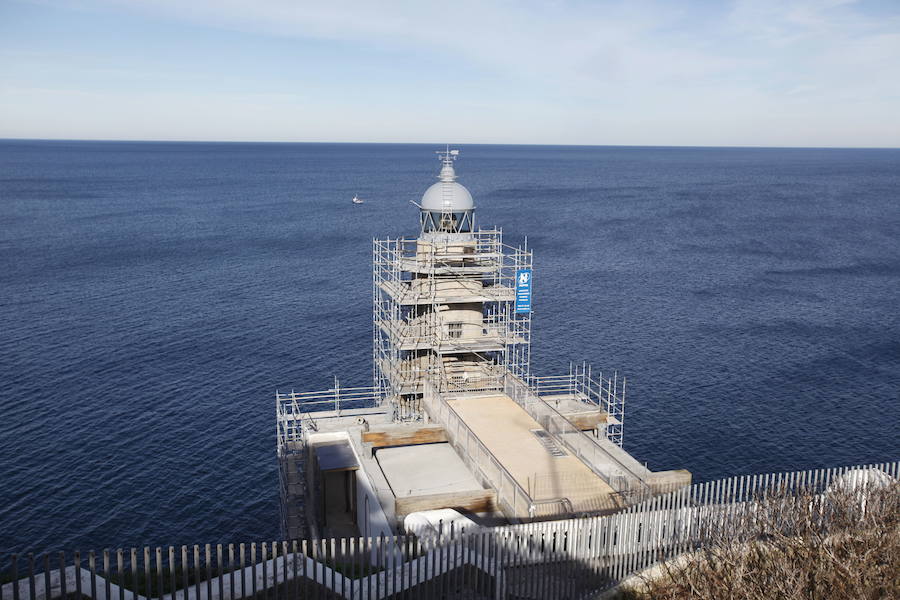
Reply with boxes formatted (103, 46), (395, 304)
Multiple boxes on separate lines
(515, 268), (533, 313)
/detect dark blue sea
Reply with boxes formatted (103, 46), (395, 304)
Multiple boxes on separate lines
(1, 140), (898, 556)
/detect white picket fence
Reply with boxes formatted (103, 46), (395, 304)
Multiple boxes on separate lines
(3, 460), (897, 600)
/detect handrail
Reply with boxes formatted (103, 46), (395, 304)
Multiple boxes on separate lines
(377, 319), (511, 348)
(275, 387), (381, 412)
(373, 229), (525, 258)
(528, 367), (626, 447)
(275, 385), (386, 455)
(502, 374), (651, 501)
(422, 372), (540, 520)
(528, 496), (574, 517)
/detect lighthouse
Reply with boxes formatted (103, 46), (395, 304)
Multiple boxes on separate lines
(277, 149), (690, 541)
(373, 149), (533, 421)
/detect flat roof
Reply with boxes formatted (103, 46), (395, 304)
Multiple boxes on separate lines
(447, 394), (616, 512)
(377, 443), (484, 498)
(315, 442), (359, 472)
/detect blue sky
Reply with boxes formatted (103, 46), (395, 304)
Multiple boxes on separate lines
(1, 0), (899, 146)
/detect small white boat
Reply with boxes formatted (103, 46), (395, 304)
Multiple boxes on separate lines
(352, 194), (364, 204)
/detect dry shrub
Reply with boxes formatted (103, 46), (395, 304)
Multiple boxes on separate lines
(628, 481), (900, 600)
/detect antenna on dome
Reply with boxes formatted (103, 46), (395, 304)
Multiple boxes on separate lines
(436, 146), (459, 167)
(435, 146), (460, 182)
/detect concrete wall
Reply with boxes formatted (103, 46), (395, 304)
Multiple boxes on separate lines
(437, 307), (483, 339)
(306, 432), (393, 541)
(355, 456), (393, 542)
(408, 305), (485, 340)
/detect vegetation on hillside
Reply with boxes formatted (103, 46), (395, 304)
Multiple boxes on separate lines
(621, 480), (899, 600)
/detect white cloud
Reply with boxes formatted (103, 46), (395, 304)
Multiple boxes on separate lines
(64, 1), (736, 92)
(5, 0), (900, 145)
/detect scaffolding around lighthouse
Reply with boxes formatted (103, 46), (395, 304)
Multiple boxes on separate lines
(372, 229), (533, 420)
(276, 149), (690, 541)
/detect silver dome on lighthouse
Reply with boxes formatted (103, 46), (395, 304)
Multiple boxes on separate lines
(420, 157), (475, 212)
(418, 149), (475, 235)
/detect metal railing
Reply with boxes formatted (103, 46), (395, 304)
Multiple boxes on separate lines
(528, 374), (576, 397)
(373, 230), (524, 274)
(375, 320), (513, 350)
(529, 363), (625, 447)
(276, 382), (384, 455)
(421, 377), (539, 520)
(503, 374), (650, 503)
(439, 374), (505, 395)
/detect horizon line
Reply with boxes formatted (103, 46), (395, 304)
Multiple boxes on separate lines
(2, 137), (899, 151)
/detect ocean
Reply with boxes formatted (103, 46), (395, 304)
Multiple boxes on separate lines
(1, 140), (898, 556)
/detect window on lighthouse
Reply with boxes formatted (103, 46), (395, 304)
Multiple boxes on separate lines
(439, 213), (458, 232)
(422, 211), (472, 233)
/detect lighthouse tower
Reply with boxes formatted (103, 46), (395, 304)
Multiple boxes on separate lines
(373, 149), (533, 420)
(278, 148), (677, 540)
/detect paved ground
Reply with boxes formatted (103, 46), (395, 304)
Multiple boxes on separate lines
(447, 394), (616, 512)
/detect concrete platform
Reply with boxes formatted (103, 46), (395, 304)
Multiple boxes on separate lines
(447, 394), (621, 513)
(376, 443), (485, 498)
